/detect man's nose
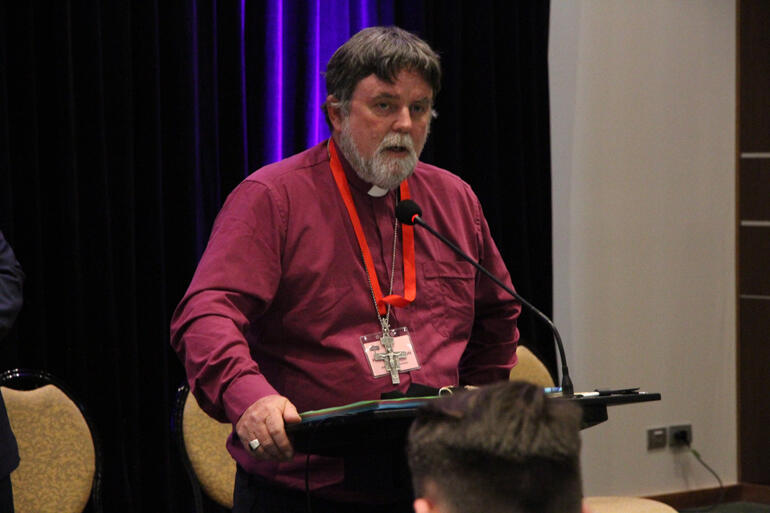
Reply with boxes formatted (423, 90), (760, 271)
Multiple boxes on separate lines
(392, 106), (412, 133)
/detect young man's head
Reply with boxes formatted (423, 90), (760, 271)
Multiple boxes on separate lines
(407, 381), (586, 513)
(323, 26), (441, 190)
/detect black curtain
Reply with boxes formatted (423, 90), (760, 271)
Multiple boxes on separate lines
(0, 2), (552, 511)
(416, 2), (554, 378)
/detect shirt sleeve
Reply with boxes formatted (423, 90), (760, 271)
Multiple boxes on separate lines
(170, 181), (284, 425)
(0, 232), (24, 341)
(458, 196), (520, 386)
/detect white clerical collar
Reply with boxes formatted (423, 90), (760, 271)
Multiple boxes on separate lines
(367, 185), (390, 197)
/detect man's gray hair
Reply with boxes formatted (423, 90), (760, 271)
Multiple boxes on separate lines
(322, 26), (441, 127)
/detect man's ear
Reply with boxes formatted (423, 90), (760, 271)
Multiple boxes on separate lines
(326, 95), (344, 132)
(413, 497), (439, 513)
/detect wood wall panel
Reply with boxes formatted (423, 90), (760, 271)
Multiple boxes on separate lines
(738, 0), (770, 486)
(739, 160), (770, 220)
(739, 227), (770, 296)
(739, 298), (770, 483)
(739, 0), (770, 151)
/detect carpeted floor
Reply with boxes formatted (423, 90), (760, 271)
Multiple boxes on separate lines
(679, 502), (770, 513)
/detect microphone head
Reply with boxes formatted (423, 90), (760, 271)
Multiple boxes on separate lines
(395, 200), (422, 225)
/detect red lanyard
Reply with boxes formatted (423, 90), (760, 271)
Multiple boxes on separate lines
(328, 138), (416, 316)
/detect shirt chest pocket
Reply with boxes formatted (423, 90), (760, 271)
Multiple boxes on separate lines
(421, 261), (476, 339)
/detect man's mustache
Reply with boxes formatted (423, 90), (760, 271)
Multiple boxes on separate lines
(377, 133), (417, 156)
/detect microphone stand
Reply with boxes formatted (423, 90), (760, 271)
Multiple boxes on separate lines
(406, 213), (574, 397)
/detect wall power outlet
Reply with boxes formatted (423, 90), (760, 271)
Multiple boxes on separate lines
(669, 424), (692, 447)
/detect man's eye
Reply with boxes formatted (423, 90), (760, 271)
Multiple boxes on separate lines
(411, 104), (427, 115)
(376, 102), (391, 111)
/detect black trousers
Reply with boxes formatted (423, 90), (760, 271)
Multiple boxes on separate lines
(0, 475), (13, 513)
(232, 466), (413, 513)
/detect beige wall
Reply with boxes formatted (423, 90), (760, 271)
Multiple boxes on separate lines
(549, 0), (737, 496)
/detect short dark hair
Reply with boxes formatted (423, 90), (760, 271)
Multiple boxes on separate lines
(407, 381), (584, 513)
(322, 26), (441, 127)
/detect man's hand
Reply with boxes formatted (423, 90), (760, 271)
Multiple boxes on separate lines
(235, 394), (301, 461)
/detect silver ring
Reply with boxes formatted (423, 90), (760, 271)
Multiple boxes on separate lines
(248, 438), (260, 451)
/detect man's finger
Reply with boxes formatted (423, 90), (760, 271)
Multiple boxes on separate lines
(265, 410), (294, 459)
(283, 401), (302, 424)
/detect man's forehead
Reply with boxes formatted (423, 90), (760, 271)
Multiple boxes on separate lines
(353, 71), (433, 100)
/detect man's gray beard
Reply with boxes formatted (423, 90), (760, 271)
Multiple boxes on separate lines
(336, 121), (421, 191)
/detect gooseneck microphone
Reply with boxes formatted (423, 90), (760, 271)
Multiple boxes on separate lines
(395, 199), (574, 397)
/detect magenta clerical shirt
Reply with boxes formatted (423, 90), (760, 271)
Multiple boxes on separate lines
(170, 140), (520, 493)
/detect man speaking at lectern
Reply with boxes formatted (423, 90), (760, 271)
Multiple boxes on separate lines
(171, 26), (521, 513)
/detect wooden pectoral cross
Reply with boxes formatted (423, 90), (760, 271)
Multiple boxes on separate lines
(374, 335), (408, 385)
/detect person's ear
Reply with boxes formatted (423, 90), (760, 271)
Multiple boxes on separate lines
(413, 497), (438, 513)
(326, 95), (344, 132)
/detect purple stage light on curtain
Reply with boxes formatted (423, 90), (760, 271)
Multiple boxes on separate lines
(359, 0), (369, 32)
(309, 0), (323, 147)
(266, 0), (284, 162)
(259, 0), (396, 162)
(313, 1), (354, 147)
(308, 1), (394, 146)
(240, 0), (250, 177)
